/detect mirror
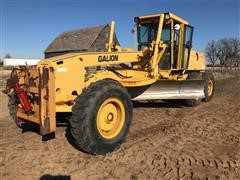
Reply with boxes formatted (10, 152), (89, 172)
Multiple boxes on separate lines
(174, 24), (180, 30)
(131, 24), (137, 34)
(131, 28), (135, 34)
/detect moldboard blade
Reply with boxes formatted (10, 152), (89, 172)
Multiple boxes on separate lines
(130, 80), (205, 101)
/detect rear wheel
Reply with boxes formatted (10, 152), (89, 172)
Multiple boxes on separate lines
(202, 72), (215, 102)
(8, 92), (23, 127)
(69, 79), (132, 155)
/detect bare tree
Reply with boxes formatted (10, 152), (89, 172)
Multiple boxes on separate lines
(216, 38), (237, 72)
(216, 39), (228, 72)
(205, 40), (218, 72)
(230, 38), (240, 71)
(206, 38), (240, 73)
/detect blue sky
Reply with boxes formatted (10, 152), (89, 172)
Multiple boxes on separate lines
(0, 0), (239, 59)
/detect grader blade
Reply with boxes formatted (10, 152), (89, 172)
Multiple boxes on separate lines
(131, 80), (205, 101)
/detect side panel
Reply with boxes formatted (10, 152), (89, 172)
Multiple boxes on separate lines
(39, 66), (56, 135)
(188, 50), (205, 70)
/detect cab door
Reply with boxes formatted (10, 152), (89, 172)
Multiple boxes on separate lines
(181, 25), (194, 69)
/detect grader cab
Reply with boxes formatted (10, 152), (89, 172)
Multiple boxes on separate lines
(3, 12), (215, 154)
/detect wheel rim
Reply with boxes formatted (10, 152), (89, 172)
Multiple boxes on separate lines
(97, 98), (125, 139)
(207, 80), (213, 96)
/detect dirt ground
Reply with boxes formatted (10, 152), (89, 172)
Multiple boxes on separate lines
(0, 69), (239, 180)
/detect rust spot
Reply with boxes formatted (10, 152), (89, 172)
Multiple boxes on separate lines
(40, 117), (50, 135)
(42, 68), (49, 87)
(44, 95), (49, 100)
(49, 67), (54, 72)
(39, 67), (51, 135)
(45, 87), (49, 105)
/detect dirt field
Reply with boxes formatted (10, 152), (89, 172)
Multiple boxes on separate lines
(0, 69), (239, 180)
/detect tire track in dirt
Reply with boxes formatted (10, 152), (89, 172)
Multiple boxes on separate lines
(92, 136), (239, 180)
(150, 151), (239, 179)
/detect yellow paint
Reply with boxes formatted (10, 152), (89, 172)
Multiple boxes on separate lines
(188, 50), (205, 70)
(38, 66), (56, 135)
(107, 21), (115, 52)
(177, 24), (184, 69)
(137, 12), (189, 25)
(208, 80), (213, 96)
(151, 14), (164, 76)
(17, 110), (39, 124)
(96, 97), (125, 139)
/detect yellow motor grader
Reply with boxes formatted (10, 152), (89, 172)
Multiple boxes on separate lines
(3, 12), (215, 154)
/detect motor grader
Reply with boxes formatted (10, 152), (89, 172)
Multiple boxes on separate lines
(3, 12), (215, 154)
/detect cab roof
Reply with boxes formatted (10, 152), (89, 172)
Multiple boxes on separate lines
(134, 12), (189, 25)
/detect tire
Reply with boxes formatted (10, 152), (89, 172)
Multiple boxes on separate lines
(185, 98), (201, 107)
(202, 72), (215, 102)
(8, 92), (23, 127)
(69, 79), (133, 155)
(8, 92), (17, 121)
(184, 71), (202, 107)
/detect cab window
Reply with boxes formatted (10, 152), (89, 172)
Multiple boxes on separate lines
(161, 24), (171, 42)
(137, 22), (158, 50)
(182, 25), (193, 69)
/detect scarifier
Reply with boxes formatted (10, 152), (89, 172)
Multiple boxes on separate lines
(3, 12), (215, 154)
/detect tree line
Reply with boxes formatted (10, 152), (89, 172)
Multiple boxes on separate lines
(205, 38), (240, 72)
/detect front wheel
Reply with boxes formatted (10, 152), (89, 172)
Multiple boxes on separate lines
(69, 79), (132, 155)
(202, 72), (215, 102)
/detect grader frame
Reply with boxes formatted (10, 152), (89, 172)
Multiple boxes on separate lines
(4, 12), (214, 154)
